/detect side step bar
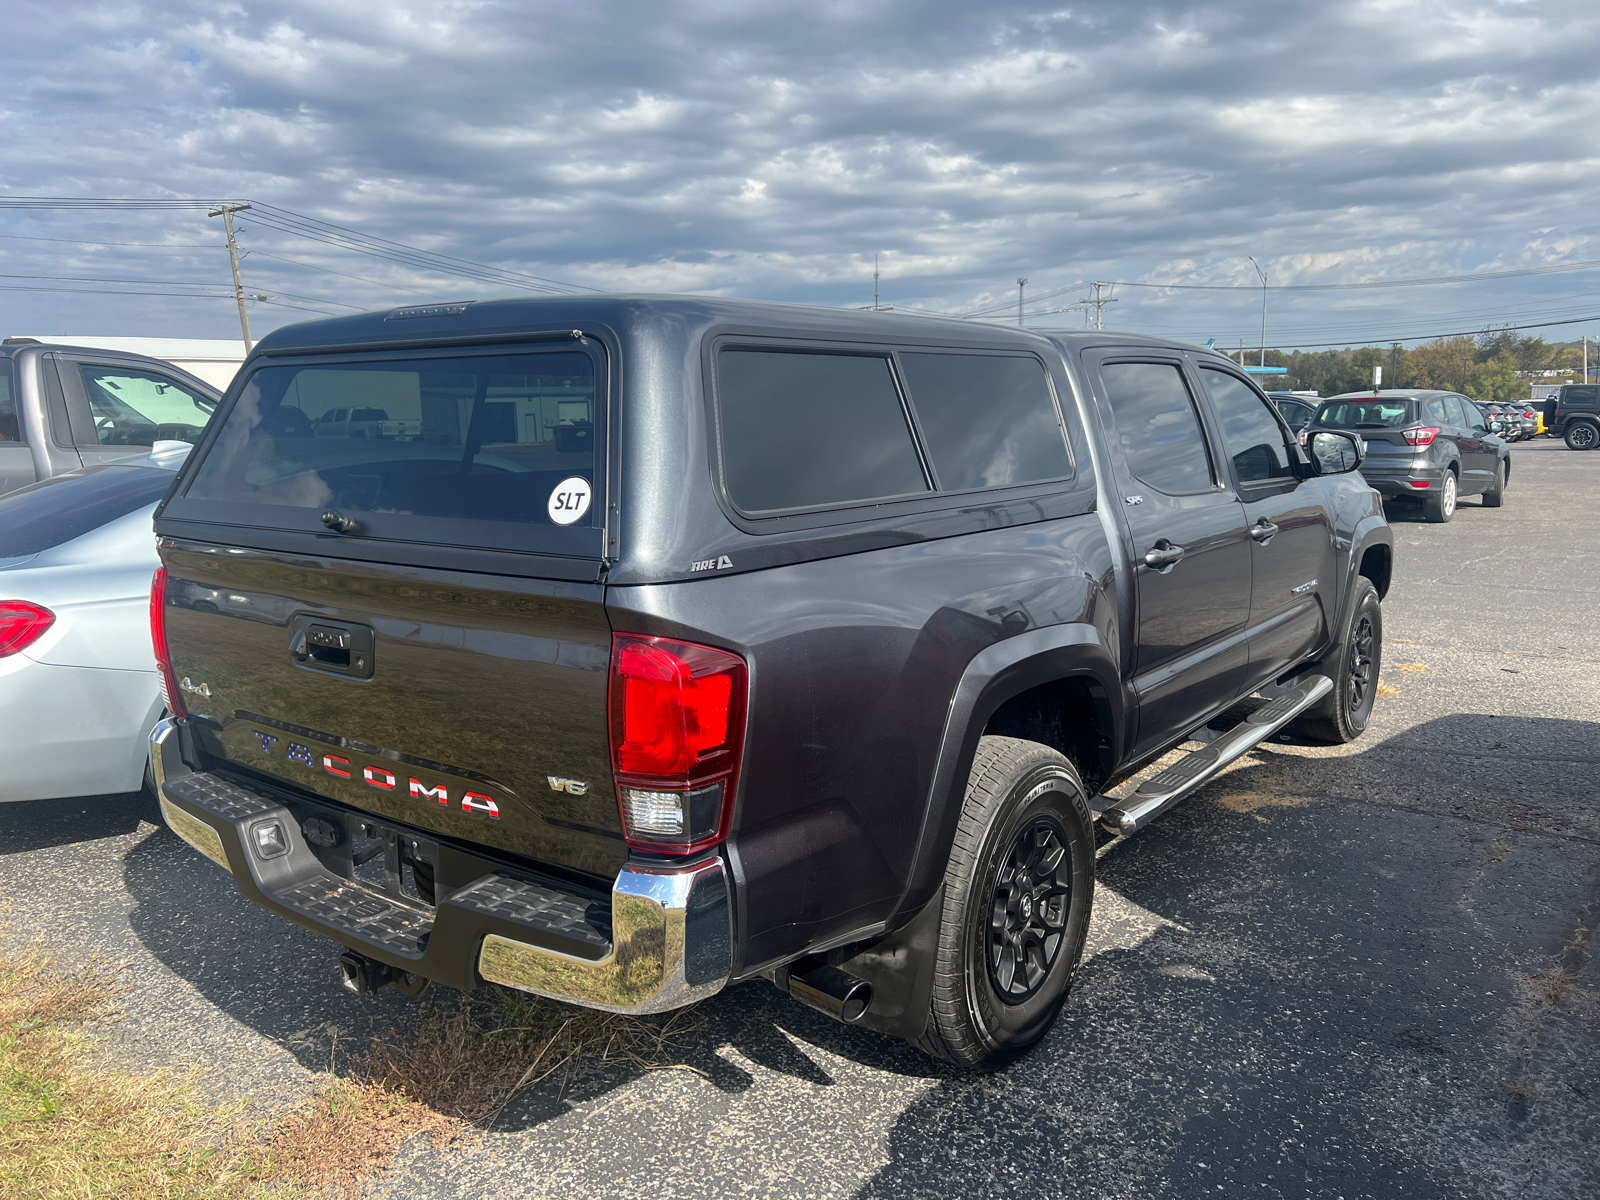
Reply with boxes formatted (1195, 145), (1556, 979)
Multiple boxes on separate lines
(1097, 675), (1334, 837)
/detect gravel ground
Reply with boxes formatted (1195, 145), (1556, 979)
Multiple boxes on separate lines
(1, 438), (1595, 1198)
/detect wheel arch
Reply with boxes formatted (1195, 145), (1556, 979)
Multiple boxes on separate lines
(888, 623), (1122, 931)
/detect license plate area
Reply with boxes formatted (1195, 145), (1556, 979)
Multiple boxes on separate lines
(299, 807), (439, 910)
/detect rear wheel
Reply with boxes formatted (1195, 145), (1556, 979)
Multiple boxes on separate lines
(1481, 460), (1505, 507)
(1565, 422), (1598, 451)
(1423, 470), (1457, 523)
(1297, 577), (1382, 744)
(918, 737), (1094, 1069)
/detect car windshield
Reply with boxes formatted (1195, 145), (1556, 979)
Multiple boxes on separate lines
(0, 465), (172, 558)
(1315, 399), (1414, 429)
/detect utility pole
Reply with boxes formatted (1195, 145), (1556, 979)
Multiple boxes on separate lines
(873, 254), (880, 311)
(1017, 277), (1028, 327)
(209, 202), (253, 352)
(1086, 281), (1118, 330)
(1248, 255), (1267, 368)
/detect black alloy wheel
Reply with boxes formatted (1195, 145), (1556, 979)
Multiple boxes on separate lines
(1297, 576), (1383, 744)
(988, 817), (1073, 1003)
(920, 736), (1095, 1069)
(1345, 611), (1375, 723)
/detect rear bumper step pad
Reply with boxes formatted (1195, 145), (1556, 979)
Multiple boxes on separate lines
(150, 718), (731, 1013)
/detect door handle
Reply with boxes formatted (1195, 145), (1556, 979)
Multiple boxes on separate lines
(1249, 520), (1280, 544)
(1142, 540), (1186, 571)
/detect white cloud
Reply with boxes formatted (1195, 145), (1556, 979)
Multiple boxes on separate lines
(0, 0), (1597, 347)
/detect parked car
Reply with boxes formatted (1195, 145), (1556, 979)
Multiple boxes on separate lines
(148, 296), (1392, 1068)
(1542, 385), (1599, 449)
(1472, 403), (1516, 441)
(1267, 393), (1317, 433)
(312, 406), (421, 440)
(1311, 390), (1509, 522)
(0, 338), (220, 496)
(0, 443), (188, 801)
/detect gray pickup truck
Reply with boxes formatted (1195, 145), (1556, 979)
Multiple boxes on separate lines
(0, 338), (221, 495)
(148, 296), (1393, 1067)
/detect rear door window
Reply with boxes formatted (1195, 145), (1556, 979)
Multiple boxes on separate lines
(897, 353), (1070, 490)
(1098, 362), (1216, 495)
(180, 349), (602, 553)
(716, 349), (928, 513)
(75, 364), (216, 447)
(1200, 368), (1295, 484)
(1314, 399), (1413, 429)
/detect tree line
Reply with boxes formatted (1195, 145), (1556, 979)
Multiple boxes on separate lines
(1248, 334), (1588, 400)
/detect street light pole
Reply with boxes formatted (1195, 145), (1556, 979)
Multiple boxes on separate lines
(1017, 277), (1028, 327)
(1248, 256), (1267, 369)
(208, 202), (253, 352)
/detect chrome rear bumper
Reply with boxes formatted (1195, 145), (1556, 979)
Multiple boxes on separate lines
(150, 718), (731, 1013)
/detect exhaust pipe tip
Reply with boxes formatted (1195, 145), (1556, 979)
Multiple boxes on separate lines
(786, 963), (874, 1025)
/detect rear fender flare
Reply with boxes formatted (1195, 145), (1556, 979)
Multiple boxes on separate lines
(1333, 516), (1393, 645)
(890, 622), (1121, 928)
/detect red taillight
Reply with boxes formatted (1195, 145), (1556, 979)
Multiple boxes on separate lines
(150, 568), (187, 719)
(1402, 427), (1440, 446)
(608, 633), (747, 854)
(1409, 480), (1432, 489)
(0, 601), (54, 658)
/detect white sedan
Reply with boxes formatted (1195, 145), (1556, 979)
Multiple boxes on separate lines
(0, 444), (188, 801)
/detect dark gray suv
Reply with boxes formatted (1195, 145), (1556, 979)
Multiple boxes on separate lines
(1312, 389), (1509, 522)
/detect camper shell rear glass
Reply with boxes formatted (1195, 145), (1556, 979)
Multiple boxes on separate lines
(165, 342), (607, 559)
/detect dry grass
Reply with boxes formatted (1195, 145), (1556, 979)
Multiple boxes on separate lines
(1397, 661), (1430, 674)
(0, 949), (454, 1200)
(1525, 965), (1584, 1007)
(1376, 680), (1399, 698)
(353, 987), (704, 1127)
(0, 947), (705, 1199)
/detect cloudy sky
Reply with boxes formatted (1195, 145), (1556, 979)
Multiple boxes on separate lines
(3, 0), (1598, 350)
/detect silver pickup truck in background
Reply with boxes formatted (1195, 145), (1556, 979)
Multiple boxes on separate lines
(0, 338), (222, 496)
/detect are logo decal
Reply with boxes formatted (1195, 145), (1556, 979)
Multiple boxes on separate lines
(689, 554), (734, 573)
(251, 730), (501, 819)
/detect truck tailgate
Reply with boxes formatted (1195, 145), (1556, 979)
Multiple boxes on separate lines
(159, 540), (625, 881)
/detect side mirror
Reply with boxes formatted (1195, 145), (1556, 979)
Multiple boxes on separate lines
(1488, 420), (1503, 432)
(1308, 430), (1364, 475)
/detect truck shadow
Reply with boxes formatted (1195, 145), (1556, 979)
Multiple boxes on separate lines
(0, 789), (159, 854)
(116, 710), (1600, 1151)
(852, 710), (1600, 1198)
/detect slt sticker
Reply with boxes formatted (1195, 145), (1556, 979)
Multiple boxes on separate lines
(547, 476), (592, 526)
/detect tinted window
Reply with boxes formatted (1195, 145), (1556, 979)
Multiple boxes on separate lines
(1099, 362), (1215, 494)
(1423, 396), (1450, 425)
(898, 353), (1070, 491)
(1565, 387), (1597, 405)
(1201, 369), (1294, 483)
(0, 360), (16, 441)
(717, 349), (928, 512)
(1315, 399), (1414, 429)
(1445, 396), (1474, 427)
(77, 364), (215, 447)
(1274, 400), (1314, 426)
(0, 465), (171, 558)
(185, 351), (598, 528)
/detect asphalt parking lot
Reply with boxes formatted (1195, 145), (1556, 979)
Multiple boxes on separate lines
(2, 439), (1596, 1199)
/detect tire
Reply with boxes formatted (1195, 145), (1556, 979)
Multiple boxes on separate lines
(1422, 469), (1457, 523)
(1296, 577), (1382, 744)
(918, 736), (1095, 1069)
(1565, 422), (1598, 451)
(1481, 459), (1505, 507)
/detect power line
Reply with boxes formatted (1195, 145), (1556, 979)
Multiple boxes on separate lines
(0, 196), (599, 295)
(0, 232), (220, 249)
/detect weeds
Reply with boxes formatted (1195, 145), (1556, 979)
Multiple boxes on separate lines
(1397, 661), (1429, 675)
(1525, 965), (1584, 1007)
(0, 948), (703, 1198)
(352, 986), (704, 1127)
